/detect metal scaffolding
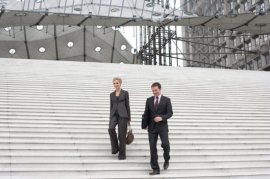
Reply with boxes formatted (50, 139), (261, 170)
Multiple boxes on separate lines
(136, 0), (270, 71)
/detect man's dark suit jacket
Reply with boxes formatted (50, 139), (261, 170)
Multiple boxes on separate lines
(142, 95), (173, 132)
(110, 89), (131, 121)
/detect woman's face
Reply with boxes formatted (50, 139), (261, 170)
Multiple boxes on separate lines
(113, 80), (121, 90)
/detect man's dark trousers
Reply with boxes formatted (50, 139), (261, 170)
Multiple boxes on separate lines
(148, 130), (170, 170)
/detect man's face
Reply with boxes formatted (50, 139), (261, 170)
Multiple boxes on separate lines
(151, 86), (161, 97)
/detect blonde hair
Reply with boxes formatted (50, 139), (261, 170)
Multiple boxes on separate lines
(113, 77), (122, 84)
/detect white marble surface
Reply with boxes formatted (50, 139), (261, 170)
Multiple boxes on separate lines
(0, 58), (270, 179)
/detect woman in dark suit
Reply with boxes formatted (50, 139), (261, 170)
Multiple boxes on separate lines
(108, 77), (131, 160)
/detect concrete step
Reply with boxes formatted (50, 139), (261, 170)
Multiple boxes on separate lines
(1, 127), (270, 134)
(2, 115), (270, 121)
(2, 155), (270, 163)
(1, 125), (270, 132)
(2, 111), (270, 118)
(1, 124), (270, 131)
(1, 143), (270, 150)
(1, 168), (270, 179)
(1, 149), (270, 157)
(2, 107), (270, 114)
(2, 120), (270, 128)
(1, 58), (270, 178)
(1, 162), (270, 171)
(1, 132), (270, 139)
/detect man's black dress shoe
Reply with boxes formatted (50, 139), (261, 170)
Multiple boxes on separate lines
(149, 170), (160, 175)
(163, 161), (169, 170)
(112, 149), (119, 154)
(118, 156), (126, 160)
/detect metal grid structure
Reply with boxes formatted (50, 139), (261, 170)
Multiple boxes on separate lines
(0, 0), (270, 70)
(137, 0), (270, 71)
(181, 0), (270, 71)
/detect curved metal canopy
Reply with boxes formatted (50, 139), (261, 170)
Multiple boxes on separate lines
(0, 6), (270, 35)
(0, 25), (134, 63)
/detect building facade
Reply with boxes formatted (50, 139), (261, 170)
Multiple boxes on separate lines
(182, 0), (270, 71)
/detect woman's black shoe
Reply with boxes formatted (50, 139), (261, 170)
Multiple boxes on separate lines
(112, 149), (119, 154)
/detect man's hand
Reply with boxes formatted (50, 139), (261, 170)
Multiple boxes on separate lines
(154, 116), (162, 123)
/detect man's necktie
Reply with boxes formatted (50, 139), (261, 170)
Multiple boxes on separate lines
(154, 96), (159, 110)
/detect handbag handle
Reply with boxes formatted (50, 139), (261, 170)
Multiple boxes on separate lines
(128, 124), (132, 132)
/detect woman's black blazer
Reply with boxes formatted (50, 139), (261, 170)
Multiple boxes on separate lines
(110, 89), (131, 121)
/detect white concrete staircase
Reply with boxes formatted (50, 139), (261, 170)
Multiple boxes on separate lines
(0, 58), (270, 179)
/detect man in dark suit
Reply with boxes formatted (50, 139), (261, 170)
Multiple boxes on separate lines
(142, 82), (173, 175)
